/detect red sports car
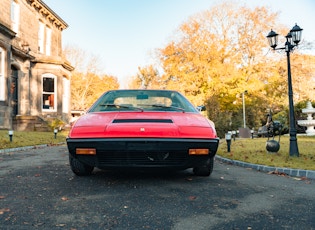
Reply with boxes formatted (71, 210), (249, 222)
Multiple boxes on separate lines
(66, 89), (219, 176)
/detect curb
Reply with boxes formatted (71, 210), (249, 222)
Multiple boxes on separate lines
(215, 155), (315, 180)
(0, 143), (65, 154)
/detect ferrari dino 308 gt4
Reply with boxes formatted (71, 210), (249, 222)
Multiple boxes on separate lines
(66, 89), (219, 176)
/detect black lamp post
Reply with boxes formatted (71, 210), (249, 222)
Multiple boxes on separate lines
(266, 24), (303, 157)
(242, 90), (248, 128)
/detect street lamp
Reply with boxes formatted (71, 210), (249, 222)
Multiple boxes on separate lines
(242, 90), (247, 128)
(266, 24), (303, 157)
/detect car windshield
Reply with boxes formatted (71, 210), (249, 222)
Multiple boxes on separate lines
(88, 90), (198, 113)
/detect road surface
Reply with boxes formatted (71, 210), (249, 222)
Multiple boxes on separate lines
(0, 145), (314, 229)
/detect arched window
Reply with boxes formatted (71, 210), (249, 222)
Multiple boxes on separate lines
(42, 74), (57, 111)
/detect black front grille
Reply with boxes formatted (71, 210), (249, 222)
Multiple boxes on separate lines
(97, 150), (188, 167)
(68, 138), (219, 169)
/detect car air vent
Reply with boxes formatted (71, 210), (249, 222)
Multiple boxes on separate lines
(112, 119), (173, 123)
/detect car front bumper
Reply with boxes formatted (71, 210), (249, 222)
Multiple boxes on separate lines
(67, 138), (219, 170)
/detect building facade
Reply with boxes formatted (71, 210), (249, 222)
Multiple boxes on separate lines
(0, 0), (73, 131)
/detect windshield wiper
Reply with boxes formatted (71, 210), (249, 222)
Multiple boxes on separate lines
(150, 104), (185, 112)
(99, 104), (143, 111)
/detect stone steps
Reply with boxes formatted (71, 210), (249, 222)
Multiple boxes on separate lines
(12, 115), (50, 131)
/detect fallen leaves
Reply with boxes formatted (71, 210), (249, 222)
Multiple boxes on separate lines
(0, 208), (10, 214)
(267, 170), (288, 177)
(293, 176), (311, 184)
(267, 171), (312, 183)
(299, 176), (311, 182)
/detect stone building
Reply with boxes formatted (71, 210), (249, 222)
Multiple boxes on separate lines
(0, 0), (73, 131)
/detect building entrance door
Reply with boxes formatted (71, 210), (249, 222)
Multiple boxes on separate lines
(11, 67), (18, 116)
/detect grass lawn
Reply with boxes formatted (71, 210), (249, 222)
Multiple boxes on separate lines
(0, 130), (68, 150)
(1, 130), (314, 171)
(217, 135), (315, 170)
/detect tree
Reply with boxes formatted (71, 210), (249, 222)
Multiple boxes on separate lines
(63, 45), (120, 110)
(70, 72), (119, 110)
(155, 2), (305, 135)
(286, 54), (315, 101)
(128, 65), (161, 89)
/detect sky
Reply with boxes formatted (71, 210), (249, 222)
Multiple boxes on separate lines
(43, 0), (315, 87)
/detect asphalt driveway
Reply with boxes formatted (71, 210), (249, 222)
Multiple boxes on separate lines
(0, 145), (314, 229)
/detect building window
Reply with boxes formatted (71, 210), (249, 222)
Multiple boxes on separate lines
(0, 47), (5, 101)
(11, 0), (20, 34)
(38, 21), (45, 53)
(62, 77), (70, 113)
(42, 75), (56, 111)
(45, 26), (52, 55)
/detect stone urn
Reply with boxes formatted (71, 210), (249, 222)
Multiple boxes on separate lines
(297, 101), (315, 136)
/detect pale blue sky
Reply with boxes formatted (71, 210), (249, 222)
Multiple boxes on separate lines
(44, 0), (315, 87)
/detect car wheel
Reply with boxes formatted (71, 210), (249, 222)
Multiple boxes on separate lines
(193, 157), (214, 176)
(69, 155), (94, 176)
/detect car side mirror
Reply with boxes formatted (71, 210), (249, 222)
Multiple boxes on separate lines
(197, 105), (206, 112)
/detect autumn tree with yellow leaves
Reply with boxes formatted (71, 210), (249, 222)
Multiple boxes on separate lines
(63, 45), (120, 111)
(128, 65), (161, 89)
(129, 2), (315, 137)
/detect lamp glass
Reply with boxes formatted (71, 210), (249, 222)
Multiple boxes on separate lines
(266, 30), (278, 48)
(290, 24), (303, 44)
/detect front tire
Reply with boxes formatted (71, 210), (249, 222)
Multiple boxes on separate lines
(69, 155), (94, 176)
(193, 157), (214, 176)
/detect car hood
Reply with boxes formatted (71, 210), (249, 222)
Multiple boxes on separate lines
(69, 112), (217, 138)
